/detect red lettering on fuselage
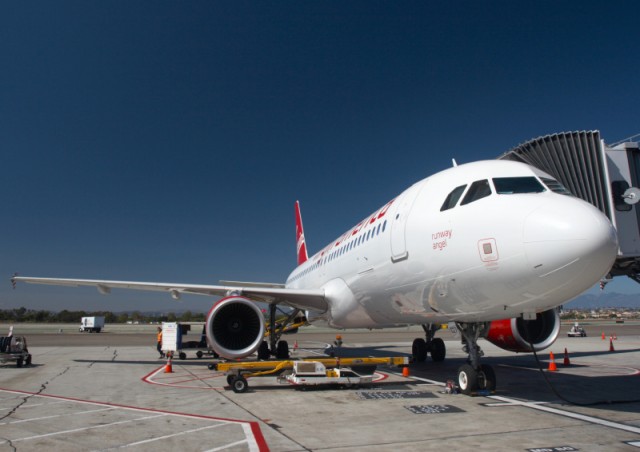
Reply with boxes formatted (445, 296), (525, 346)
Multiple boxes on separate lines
(309, 199), (396, 260)
(431, 229), (453, 251)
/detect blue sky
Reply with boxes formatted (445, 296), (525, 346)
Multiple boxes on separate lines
(2, 2), (640, 312)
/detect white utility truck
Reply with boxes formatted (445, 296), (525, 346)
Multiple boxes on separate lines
(79, 316), (105, 333)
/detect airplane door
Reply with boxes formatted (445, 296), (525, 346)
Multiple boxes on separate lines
(390, 182), (424, 262)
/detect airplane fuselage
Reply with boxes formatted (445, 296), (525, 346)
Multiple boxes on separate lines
(286, 160), (618, 328)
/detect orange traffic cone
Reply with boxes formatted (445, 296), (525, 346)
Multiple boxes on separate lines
(563, 348), (571, 366)
(601, 331), (605, 340)
(613, 333), (617, 340)
(293, 340), (298, 351)
(548, 352), (557, 371)
(164, 358), (173, 373)
(609, 337), (615, 352)
(402, 366), (410, 377)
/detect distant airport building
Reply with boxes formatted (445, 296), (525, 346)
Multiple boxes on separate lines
(498, 130), (640, 284)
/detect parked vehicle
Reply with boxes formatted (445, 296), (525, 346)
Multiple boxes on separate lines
(567, 322), (587, 337)
(79, 316), (105, 333)
(0, 335), (32, 367)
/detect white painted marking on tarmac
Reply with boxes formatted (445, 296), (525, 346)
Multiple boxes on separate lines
(0, 407), (116, 425)
(241, 422), (261, 452)
(0, 399), (69, 409)
(203, 438), (249, 451)
(488, 395), (640, 435)
(3, 414), (166, 444)
(100, 422), (228, 450)
(626, 440), (640, 447)
(0, 388), (267, 451)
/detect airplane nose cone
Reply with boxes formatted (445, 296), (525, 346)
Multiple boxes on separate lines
(524, 198), (618, 289)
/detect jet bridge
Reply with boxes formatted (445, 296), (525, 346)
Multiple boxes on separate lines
(498, 130), (640, 284)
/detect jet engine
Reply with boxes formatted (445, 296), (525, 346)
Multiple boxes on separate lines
(205, 296), (265, 359)
(485, 309), (560, 353)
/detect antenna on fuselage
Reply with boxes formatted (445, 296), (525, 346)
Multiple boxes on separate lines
(452, 159), (458, 167)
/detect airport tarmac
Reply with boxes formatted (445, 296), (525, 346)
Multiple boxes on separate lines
(0, 322), (639, 451)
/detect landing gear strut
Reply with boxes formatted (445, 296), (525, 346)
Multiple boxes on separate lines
(257, 305), (301, 360)
(411, 324), (446, 363)
(455, 322), (496, 395)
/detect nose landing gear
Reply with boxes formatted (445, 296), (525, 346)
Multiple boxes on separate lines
(455, 322), (496, 395)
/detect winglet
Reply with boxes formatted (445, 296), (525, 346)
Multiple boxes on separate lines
(295, 201), (308, 265)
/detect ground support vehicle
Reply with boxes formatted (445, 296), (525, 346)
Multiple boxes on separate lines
(214, 356), (408, 393)
(278, 361), (372, 388)
(79, 316), (105, 333)
(567, 323), (587, 337)
(0, 336), (32, 368)
(172, 323), (220, 360)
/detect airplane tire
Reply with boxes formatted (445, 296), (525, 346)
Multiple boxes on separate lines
(430, 338), (446, 362)
(458, 364), (478, 395)
(232, 376), (248, 393)
(276, 341), (290, 360)
(412, 338), (427, 362)
(478, 364), (496, 391)
(257, 341), (270, 360)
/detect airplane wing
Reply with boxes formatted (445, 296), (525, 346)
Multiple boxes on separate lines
(11, 276), (328, 312)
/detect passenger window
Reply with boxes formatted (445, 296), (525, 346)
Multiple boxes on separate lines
(440, 185), (467, 211)
(492, 177), (545, 194)
(460, 180), (492, 205)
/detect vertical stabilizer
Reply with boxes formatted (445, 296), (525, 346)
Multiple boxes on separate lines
(295, 201), (309, 265)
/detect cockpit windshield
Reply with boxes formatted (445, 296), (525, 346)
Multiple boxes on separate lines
(440, 184), (467, 211)
(492, 177), (545, 194)
(460, 179), (492, 205)
(540, 177), (573, 196)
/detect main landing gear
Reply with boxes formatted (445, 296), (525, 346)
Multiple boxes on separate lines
(455, 322), (496, 395)
(412, 324), (446, 363)
(257, 305), (302, 361)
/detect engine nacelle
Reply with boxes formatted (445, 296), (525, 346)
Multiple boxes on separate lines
(205, 296), (265, 359)
(485, 309), (560, 353)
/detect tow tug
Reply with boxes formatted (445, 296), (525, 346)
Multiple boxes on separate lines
(215, 356), (408, 393)
(0, 335), (32, 368)
(567, 322), (587, 337)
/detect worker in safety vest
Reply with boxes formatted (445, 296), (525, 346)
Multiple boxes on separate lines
(157, 327), (164, 358)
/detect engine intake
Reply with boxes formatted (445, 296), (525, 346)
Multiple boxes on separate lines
(485, 309), (560, 353)
(205, 296), (265, 359)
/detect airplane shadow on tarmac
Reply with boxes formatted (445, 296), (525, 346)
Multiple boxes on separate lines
(333, 344), (640, 415)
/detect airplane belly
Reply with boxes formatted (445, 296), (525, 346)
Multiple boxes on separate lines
(323, 278), (380, 328)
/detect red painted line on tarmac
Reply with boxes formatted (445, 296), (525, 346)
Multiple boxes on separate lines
(0, 387), (269, 452)
(142, 366), (225, 390)
(373, 371), (388, 382)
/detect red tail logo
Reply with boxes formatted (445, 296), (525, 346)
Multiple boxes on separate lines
(295, 201), (308, 265)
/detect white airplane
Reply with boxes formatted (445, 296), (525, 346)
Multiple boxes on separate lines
(12, 159), (618, 394)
